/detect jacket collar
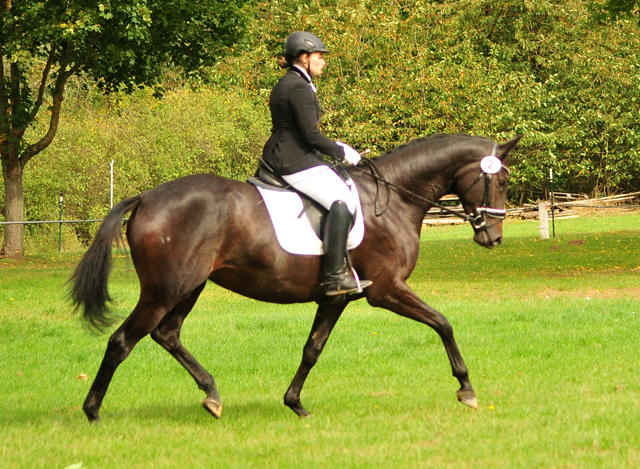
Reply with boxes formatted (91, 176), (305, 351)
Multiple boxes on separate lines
(291, 65), (316, 93)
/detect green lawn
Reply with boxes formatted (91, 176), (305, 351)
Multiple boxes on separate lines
(1, 213), (639, 468)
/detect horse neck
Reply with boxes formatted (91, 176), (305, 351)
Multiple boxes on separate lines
(375, 146), (466, 216)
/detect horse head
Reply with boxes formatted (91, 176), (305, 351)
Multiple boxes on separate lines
(454, 135), (523, 249)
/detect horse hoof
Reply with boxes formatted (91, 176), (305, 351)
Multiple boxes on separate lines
(284, 399), (310, 418)
(202, 397), (223, 419)
(456, 390), (478, 409)
(84, 409), (101, 424)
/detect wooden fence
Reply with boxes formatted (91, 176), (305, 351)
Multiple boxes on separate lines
(422, 192), (640, 227)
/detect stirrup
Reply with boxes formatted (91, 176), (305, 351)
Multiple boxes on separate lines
(348, 266), (372, 293)
(324, 282), (359, 296)
(324, 280), (373, 296)
(323, 270), (372, 296)
(316, 277), (372, 305)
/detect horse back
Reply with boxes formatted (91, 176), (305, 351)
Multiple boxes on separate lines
(125, 174), (323, 303)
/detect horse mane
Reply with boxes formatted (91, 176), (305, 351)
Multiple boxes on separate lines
(372, 133), (490, 161)
(374, 133), (446, 160)
(356, 133), (495, 193)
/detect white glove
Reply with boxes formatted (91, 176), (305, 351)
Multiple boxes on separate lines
(336, 141), (361, 166)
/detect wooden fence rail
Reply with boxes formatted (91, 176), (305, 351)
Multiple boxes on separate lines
(422, 192), (640, 226)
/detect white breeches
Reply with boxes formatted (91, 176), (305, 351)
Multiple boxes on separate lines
(282, 165), (357, 214)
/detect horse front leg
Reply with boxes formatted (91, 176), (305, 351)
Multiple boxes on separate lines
(284, 301), (348, 417)
(368, 281), (478, 409)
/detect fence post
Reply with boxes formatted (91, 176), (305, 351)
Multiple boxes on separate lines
(550, 168), (555, 238)
(110, 160), (114, 208)
(539, 201), (549, 239)
(58, 192), (64, 252)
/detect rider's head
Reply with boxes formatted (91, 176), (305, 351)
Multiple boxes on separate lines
(278, 31), (329, 77)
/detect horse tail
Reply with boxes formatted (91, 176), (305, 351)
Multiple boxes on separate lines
(69, 195), (141, 332)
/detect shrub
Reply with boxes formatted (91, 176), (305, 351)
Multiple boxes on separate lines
(19, 86), (269, 249)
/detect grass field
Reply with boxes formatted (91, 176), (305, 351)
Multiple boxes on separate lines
(1, 212), (639, 468)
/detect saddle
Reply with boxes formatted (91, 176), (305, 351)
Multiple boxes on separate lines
(247, 159), (332, 240)
(246, 159), (364, 257)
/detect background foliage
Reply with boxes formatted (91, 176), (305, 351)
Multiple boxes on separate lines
(2, 0), (639, 249)
(210, 0), (640, 204)
(20, 86), (268, 249)
(0, 0), (249, 256)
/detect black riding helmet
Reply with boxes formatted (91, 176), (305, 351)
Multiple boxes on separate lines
(284, 31), (329, 57)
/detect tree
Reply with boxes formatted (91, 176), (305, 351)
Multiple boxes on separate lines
(212, 0), (640, 202)
(598, 0), (639, 22)
(0, 0), (247, 257)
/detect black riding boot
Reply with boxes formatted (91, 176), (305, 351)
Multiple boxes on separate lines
(322, 201), (370, 296)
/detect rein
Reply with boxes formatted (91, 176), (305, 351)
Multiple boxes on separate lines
(353, 144), (509, 232)
(358, 158), (391, 216)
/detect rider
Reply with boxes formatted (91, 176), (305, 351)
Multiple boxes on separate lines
(262, 31), (371, 296)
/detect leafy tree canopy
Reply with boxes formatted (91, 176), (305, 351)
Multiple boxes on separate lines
(594, 0), (640, 22)
(212, 0), (640, 203)
(0, 0), (248, 256)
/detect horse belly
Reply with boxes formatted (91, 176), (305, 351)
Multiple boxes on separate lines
(209, 249), (324, 304)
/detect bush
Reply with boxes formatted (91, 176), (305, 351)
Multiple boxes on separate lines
(8, 0), (640, 251)
(20, 86), (269, 250)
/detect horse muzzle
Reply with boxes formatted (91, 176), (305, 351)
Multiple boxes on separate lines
(474, 229), (503, 249)
(470, 207), (505, 248)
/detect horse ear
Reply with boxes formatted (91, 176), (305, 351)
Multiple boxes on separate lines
(497, 134), (523, 161)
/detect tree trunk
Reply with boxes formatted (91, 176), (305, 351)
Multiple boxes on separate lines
(1, 155), (24, 257)
(0, 43), (77, 258)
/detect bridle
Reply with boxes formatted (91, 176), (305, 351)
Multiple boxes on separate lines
(353, 143), (509, 233)
(457, 143), (509, 232)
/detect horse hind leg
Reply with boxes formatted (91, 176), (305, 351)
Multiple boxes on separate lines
(150, 282), (222, 419)
(83, 300), (172, 423)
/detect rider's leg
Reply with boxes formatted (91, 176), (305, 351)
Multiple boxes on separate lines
(281, 165), (357, 213)
(282, 165), (370, 295)
(321, 200), (359, 295)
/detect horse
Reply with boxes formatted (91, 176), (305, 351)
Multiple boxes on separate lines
(70, 133), (522, 422)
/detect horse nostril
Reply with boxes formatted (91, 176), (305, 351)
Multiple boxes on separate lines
(493, 236), (502, 247)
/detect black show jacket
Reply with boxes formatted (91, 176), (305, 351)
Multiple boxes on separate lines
(262, 67), (345, 175)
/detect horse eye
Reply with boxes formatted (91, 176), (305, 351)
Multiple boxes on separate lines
(497, 180), (507, 190)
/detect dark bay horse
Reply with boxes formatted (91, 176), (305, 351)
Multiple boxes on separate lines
(70, 133), (522, 422)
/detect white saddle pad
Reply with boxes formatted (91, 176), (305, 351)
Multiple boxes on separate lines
(256, 179), (365, 256)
